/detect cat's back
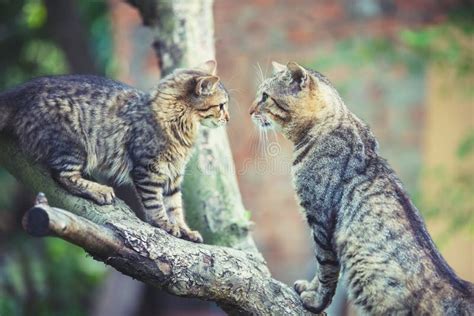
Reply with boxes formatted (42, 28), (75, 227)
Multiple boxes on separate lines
(0, 75), (148, 174)
(1, 74), (143, 109)
(2, 74), (147, 141)
(34, 74), (139, 95)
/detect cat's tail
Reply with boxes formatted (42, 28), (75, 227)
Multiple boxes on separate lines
(0, 90), (17, 131)
(0, 97), (12, 131)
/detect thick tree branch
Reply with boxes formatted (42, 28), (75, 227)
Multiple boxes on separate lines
(0, 136), (314, 315)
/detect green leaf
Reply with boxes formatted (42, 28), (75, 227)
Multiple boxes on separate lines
(22, 0), (47, 29)
(457, 130), (474, 159)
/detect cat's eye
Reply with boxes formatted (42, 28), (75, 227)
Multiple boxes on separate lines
(219, 103), (225, 110)
(261, 92), (269, 102)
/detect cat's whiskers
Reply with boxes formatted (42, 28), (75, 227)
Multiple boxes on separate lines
(252, 65), (261, 85)
(259, 128), (266, 158)
(263, 58), (270, 79)
(263, 128), (270, 157)
(249, 125), (260, 157)
(256, 62), (265, 84)
(228, 94), (245, 118)
(227, 88), (241, 94)
(270, 127), (278, 142)
(259, 127), (270, 159)
(256, 128), (262, 157)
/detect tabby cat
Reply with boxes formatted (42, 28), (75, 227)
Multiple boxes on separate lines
(0, 60), (230, 243)
(250, 61), (473, 314)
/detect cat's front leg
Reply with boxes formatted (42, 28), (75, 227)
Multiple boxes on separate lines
(294, 277), (316, 295)
(294, 228), (340, 314)
(295, 273), (338, 314)
(163, 176), (203, 243)
(132, 167), (180, 237)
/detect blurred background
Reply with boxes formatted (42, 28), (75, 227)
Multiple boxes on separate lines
(0, 0), (472, 315)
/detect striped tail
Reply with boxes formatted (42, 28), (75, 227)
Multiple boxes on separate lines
(0, 93), (14, 131)
(0, 105), (10, 131)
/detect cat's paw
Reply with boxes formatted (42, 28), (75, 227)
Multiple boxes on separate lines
(181, 228), (203, 243)
(164, 222), (181, 238)
(300, 290), (329, 315)
(152, 219), (181, 238)
(87, 185), (115, 205)
(294, 279), (311, 294)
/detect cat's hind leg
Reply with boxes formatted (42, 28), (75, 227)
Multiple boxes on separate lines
(54, 171), (115, 205)
(49, 149), (115, 205)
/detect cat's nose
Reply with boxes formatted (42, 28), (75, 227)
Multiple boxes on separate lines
(224, 111), (230, 122)
(249, 101), (258, 115)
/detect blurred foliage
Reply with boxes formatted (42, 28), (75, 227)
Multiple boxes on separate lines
(0, 0), (113, 315)
(76, 0), (118, 76)
(419, 132), (474, 247)
(0, 238), (106, 316)
(400, 9), (474, 243)
(0, 0), (116, 90)
(311, 6), (474, 78)
(400, 27), (473, 76)
(457, 129), (474, 159)
(0, 0), (58, 88)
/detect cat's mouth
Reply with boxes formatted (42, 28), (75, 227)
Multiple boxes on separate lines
(252, 114), (272, 129)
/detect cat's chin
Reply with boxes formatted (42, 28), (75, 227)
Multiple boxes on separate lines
(200, 119), (226, 128)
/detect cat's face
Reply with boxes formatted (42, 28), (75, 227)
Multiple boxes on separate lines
(250, 61), (332, 141)
(164, 60), (230, 128)
(192, 75), (230, 128)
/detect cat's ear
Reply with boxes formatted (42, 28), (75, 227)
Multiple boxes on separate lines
(271, 61), (286, 74)
(287, 61), (308, 88)
(196, 60), (217, 76)
(195, 76), (220, 96)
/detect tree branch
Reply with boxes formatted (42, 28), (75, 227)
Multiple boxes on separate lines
(0, 136), (315, 315)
